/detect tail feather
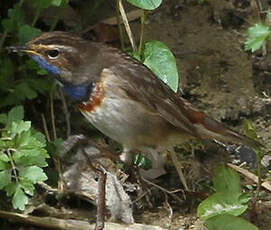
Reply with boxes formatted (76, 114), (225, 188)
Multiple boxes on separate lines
(195, 116), (262, 148)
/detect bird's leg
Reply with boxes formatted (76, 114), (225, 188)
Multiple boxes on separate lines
(168, 148), (189, 191)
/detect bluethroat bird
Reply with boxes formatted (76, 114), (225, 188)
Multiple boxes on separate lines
(9, 31), (261, 162)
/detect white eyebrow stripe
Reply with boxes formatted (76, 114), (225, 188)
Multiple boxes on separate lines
(46, 44), (77, 52)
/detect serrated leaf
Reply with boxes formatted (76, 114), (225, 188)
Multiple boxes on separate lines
(245, 24), (271, 52)
(197, 192), (248, 220)
(10, 121), (31, 135)
(20, 166), (47, 183)
(18, 25), (41, 45)
(5, 182), (17, 196)
(143, 40), (179, 92)
(7, 106), (24, 124)
(15, 129), (31, 147)
(127, 0), (162, 10)
(21, 179), (35, 196)
(12, 186), (28, 210)
(31, 130), (47, 146)
(205, 214), (259, 230)
(0, 170), (11, 189)
(15, 153), (48, 167)
(213, 166), (241, 193)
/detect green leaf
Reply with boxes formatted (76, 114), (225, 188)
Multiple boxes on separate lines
(10, 121), (31, 135)
(21, 179), (35, 196)
(20, 166), (48, 183)
(18, 25), (41, 44)
(5, 182), (17, 196)
(134, 154), (152, 170)
(0, 161), (8, 170)
(267, 12), (271, 23)
(205, 214), (259, 230)
(12, 186), (28, 210)
(15, 129), (31, 147)
(2, 4), (25, 32)
(14, 82), (38, 100)
(243, 119), (258, 141)
(126, 0), (162, 10)
(7, 106), (24, 124)
(0, 140), (5, 148)
(245, 24), (271, 52)
(31, 130), (47, 146)
(0, 153), (10, 162)
(0, 170), (11, 189)
(143, 40), (179, 92)
(16, 154), (49, 168)
(0, 58), (14, 91)
(0, 114), (8, 125)
(31, 0), (54, 9)
(197, 192), (248, 220)
(213, 166), (241, 193)
(52, 0), (68, 6)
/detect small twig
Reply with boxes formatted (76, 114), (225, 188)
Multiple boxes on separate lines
(0, 210), (167, 230)
(41, 114), (51, 142)
(81, 9), (144, 34)
(37, 181), (58, 193)
(0, 30), (8, 53)
(59, 88), (71, 138)
(254, 151), (263, 203)
(32, 8), (42, 27)
(133, 187), (155, 203)
(168, 150), (189, 191)
(95, 169), (107, 230)
(49, 0), (66, 31)
(141, 176), (183, 204)
(50, 91), (57, 140)
(7, 149), (18, 183)
(164, 193), (173, 229)
(80, 144), (108, 230)
(116, 0), (125, 50)
(227, 163), (271, 191)
(137, 10), (148, 56)
(117, 0), (137, 52)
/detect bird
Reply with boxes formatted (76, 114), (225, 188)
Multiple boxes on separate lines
(8, 31), (261, 162)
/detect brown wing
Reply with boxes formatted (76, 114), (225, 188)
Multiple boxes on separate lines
(103, 51), (261, 148)
(105, 53), (200, 138)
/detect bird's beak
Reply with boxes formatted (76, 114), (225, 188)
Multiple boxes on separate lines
(6, 45), (39, 56)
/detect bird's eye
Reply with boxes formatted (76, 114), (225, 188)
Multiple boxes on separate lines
(47, 49), (59, 59)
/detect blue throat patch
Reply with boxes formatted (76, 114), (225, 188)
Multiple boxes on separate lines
(63, 83), (90, 102)
(31, 55), (89, 101)
(31, 55), (61, 75)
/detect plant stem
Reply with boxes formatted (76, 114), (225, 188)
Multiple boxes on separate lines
(7, 149), (19, 183)
(116, 0), (125, 51)
(254, 150), (262, 202)
(0, 30), (8, 53)
(32, 8), (42, 27)
(118, 0), (137, 52)
(50, 0), (67, 31)
(138, 10), (148, 57)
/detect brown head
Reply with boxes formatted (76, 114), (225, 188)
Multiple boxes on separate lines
(8, 31), (108, 101)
